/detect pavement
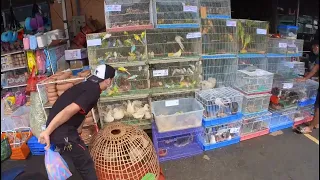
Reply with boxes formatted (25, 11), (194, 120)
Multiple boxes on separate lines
(1, 129), (319, 180)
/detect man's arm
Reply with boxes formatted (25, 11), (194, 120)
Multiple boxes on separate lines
(304, 64), (319, 80)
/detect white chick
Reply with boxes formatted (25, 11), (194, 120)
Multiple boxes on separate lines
(104, 110), (114, 123)
(182, 68), (187, 74)
(200, 80), (214, 90)
(132, 100), (143, 108)
(215, 98), (227, 107)
(113, 107), (125, 120)
(144, 110), (152, 119)
(127, 100), (135, 117)
(208, 77), (216, 88)
(187, 68), (194, 74)
(172, 69), (182, 76)
(189, 64), (196, 71)
(132, 104), (149, 119)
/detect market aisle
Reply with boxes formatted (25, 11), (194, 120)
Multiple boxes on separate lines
(1, 129), (318, 180)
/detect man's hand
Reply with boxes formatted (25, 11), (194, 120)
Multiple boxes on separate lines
(296, 77), (307, 82)
(38, 130), (51, 150)
(77, 127), (82, 135)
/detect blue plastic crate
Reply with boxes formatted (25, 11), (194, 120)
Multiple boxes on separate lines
(27, 136), (55, 156)
(269, 114), (294, 133)
(71, 68), (83, 76)
(197, 135), (240, 151)
(207, 14), (231, 19)
(202, 113), (243, 127)
(298, 98), (316, 107)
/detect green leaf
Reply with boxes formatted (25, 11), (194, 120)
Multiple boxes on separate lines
(141, 173), (156, 180)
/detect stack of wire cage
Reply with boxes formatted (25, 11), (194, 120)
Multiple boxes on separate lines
(199, 0), (231, 19)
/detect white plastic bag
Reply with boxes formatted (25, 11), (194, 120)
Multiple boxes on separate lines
(44, 149), (72, 180)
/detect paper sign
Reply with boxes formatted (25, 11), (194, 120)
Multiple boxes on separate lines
(153, 69), (168, 77)
(186, 32), (201, 39)
(105, 5), (121, 12)
(256, 28), (267, 35)
(165, 100), (179, 107)
(226, 20), (237, 27)
(183, 5), (198, 12)
(65, 49), (80, 60)
(279, 43), (287, 48)
(283, 83), (293, 89)
(305, 24), (312, 28)
(87, 39), (102, 47)
(41, 125), (46, 131)
(230, 127), (240, 134)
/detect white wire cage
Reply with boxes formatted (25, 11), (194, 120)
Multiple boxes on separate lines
(199, 0), (231, 19)
(86, 31), (147, 69)
(267, 57), (305, 79)
(97, 96), (151, 129)
(146, 28), (201, 61)
(267, 38), (288, 55)
(238, 57), (267, 70)
(235, 68), (274, 95)
(240, 112), (270, 136)
(286, 39), (304, 57)
(149, 60), (201, 93)
(242, 93), (271, 115)
(154, 0), (200, 28)
(195, 87), (244, 120)
(237, 19), (269, 54)
(202, 57), (238, 88)
(290, 105), (314, 123)
(102, 64), (150, 97)
(294, 79), (319, 105)
(201, 19), (238, 55)
(104, 0), (154, 32)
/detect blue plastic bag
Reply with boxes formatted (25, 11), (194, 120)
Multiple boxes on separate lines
(44, 149), (72, 180)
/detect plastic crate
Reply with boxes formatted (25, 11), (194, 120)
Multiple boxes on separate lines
(199, 0), (231, 19)
(1, 130), (32, 160)
(291, 105), (314, 127)
(242, 93), (271, 115)
(269, 112), (294, 133)
(152, 122), (203, 162)
(277, 25), (298, 39)
(240, 112), (271, 141)
(151, 98), (204, 133)
(27, 136), (56, 155)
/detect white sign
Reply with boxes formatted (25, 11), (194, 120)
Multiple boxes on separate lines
(226, 20), (237, 27)
(256, 28), (267, 35)
(153, 69), (168, 77)
(305, 24), (312, 28)
(105, 5), (122, 12)
(183, 5), (198, 12)
(65, 49), (81, 60)
(230, 127), (240, 134)
(186, 32), (202, 39)
(165, 100), (179, 107)
(41, 125), (46, 131)
(279, 43), (288, 48)
(283, 83), (293, 89)
(87, 39), (102, 47)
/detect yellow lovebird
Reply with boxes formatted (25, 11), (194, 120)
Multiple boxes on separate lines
(118, 67), (131, 75)
(168, 49), (182, 57)
(133, 34), (143, 44)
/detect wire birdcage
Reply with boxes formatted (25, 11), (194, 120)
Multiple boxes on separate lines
(97, 96), (151, 129)
(291, 105), (314, 126)
(90, 122), (160, 180)
(195, 87), (243, 120)
(242, 93), (271, 115)
(87, 31), (147, 69)
(235, 68), (274, 95)
(149, 60), (201, 93)
(295, 79), (319, 106)
(287, 39), (304, 57)
(151, 90), (195, 101)
(267, 38), (288, 56)
(201, 19), (237, 55)
(199, 0), (231, 19)
(237, 20), (269, 54)
(146, 28), (201, 61)
(154, 0), (200, 28)
(202, 57), (238, 88)
(240, 112), (270, 136)
(104, 0), (154, 32)
(238, 56), (267, 70)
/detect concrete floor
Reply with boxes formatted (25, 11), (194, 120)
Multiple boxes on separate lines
(1, 129), (319, 180)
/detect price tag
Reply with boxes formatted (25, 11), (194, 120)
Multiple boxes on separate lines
(153, 69), (168, 77)
(226, 20), (237, 27)
(105, 5), (121, 12)
(165, 100), (179, 107)
(305, 24), (312, 28)
(186, 32), (201, 39)
(1, 57), (8, 64)
(41, 125), (46, 131)
(256, 28), (267, 35)
(279, 43), (287, 48)
(87, 39), (102, 47)
(230, 127), (240, 134)
(283, 83), (293, 89)
(65, 49), (81, 60)
(183, 5), (198, 12)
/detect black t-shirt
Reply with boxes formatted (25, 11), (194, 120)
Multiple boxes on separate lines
(46, 79), (100, 144)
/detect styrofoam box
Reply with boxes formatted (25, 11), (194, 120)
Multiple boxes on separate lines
(151, 98), (204, 133)
(65, 48), (88, 60)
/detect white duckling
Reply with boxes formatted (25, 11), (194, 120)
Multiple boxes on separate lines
(132, 104), (149, 119)
(113, 107), (125, 120)
(104, 110), (114, 123)
(127, 100), (135, 117)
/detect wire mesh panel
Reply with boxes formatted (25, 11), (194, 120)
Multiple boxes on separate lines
(267, 57), (305, 79)
(146, 28), (201, 61)
(87, 31), (147, 70)
(201, 19), (238, 56)
(267, 38), (288, 56)
(104, 0), (154, 32)
(242, 94), (271, 115)
(237, 20), (269, 54)
(238, 57), (267, 70)
(199, 0), (231, 19)
(202, 58), (237, 88)
(295, 80), (319, 107)
(149, 60), (201, 93)
(154, 0), (200, 29)
(196, 87), (244, 120)
(101, 64), (150, 97)
(287, 39), (304, 57)
(151, 90), (195, 101)
(89, 123), (160, 180)
(235, 68), (274, 95)
(98, 96), (151, 129)
(290, 105), (314, 126)
(240, 112), (270, 136)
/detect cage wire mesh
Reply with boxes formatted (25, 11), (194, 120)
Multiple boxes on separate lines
(242, 93), (271, 115)
(199, 0), (231, 19)
(201, 19), (237, 55)
(238, 57), (267, 70)
(290, 105), (314, 123)
(154, 0), (200, 28)
(287, 39), (304, 57)
(151, 90), (195, 101)
(235, 68), (274, 95)
(149, 60), (201, 93)
(201, 120), (241, 145)
(240, 112), (271, 135)
(268, 110), (293, 131)
(86, 31), (147, 69)
(202, 58), (238, 88)
(104, 0), (154, 32)
(237, 20), (269, 54)
(267, 38), (288, 55)
(195, 87), (244, 120)
(146, 28), (201, 61)
(294, 79), (319, 104)
(97, 96), (151, 129)
(89, 122), (160, 180)
(267, 57), (305, 79)
(101, 64), (150, 97)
